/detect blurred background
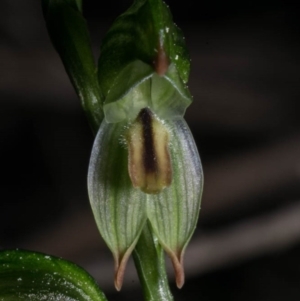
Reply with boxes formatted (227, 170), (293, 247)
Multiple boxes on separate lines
(1, 0), (300, 300)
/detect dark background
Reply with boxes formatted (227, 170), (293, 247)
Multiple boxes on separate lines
(1, 0), (300, 300)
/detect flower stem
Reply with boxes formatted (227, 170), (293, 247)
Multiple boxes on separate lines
(133, 221), (174, 301)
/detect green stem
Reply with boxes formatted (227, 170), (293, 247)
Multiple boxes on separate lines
(42, 0), (104, 132)
(133, 221), (174, 301)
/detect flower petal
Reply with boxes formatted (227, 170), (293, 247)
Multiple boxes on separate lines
(146, 118), (203, 288)
(88, 120), (148, 290)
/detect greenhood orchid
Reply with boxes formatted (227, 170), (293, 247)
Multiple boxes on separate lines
(42, 0), (203, 292)
(87, 1), (203, 290)
(88, 108), (203, 290)
(88, 1), (203, 289)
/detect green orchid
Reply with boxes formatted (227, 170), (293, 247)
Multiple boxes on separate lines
(85, 0), (203, 291)
(42, 0), (204, 294)
(88, 107), (203, 290)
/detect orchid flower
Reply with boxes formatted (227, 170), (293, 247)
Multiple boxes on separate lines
(87, 0), (203, 290)
(42, 0), (204, 293)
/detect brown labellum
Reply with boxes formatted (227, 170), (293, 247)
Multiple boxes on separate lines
(126, 108), (172, 194)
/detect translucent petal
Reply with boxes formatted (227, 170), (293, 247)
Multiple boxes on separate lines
(146, 118), (203, 288)
(88, 120), (148, 290)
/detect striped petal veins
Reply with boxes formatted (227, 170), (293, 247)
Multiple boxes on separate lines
(88, 107), (203, 290)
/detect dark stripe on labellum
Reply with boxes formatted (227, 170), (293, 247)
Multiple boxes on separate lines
(138, 108), (157, 173)
(126, 107), (172, 194)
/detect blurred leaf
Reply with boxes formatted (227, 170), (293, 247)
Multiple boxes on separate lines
(0, 249), (107, 301)
(42, 0), (82, 14)
(42, 0), (103, 131)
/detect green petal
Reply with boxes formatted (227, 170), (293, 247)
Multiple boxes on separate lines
(103, 60), (153, 123)
(102, 61), (192, 124)
(0, 249), (107, 301)
(150, 64), (192, 119)
(146, 118), (203, 288)
(98, 0), (191, 121)
(42, 0), (103, 131)
(88, 121), (148, 290)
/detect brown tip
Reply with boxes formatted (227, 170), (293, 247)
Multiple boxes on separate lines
(153, 43), (169, 76)
(114, 253), (131, 291)
(114, 265), (124, 291)
(170, 252), (185, 289)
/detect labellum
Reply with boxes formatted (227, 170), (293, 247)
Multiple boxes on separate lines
(126, 108), (172, 194)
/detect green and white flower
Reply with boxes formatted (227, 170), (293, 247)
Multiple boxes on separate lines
(88, 105), (203, 290)
(43, 0), (204, 291)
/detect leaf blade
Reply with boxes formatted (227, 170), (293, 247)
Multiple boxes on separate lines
(0, 249), (107, 301)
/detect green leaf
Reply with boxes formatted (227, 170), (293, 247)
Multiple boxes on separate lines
(42, 0), (103, 131)
(88, 120), (148, 291)
(98, 0), (191, 122)
(0, 249), (107, 301)
(146, 118), (203, 288)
